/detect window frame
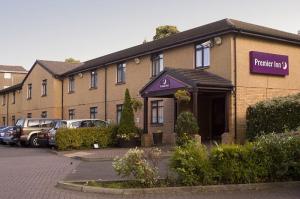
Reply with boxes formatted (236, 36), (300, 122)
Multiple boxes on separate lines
(195, 42), (211, 68)
(2, 117), (6, 126)
(68, 76), (75, 93)
(41, 79), (47, 97)
(41, 111), (47, 118)
(116, 63), (126, 84)
(151, 100), (164, 125)
(68, 109), (75, 120)
(27, 113), (32, 118)
(12, 91), (15, 104)
(27, 84), (32, 100)
(90, 71), (98, 89)
(2, 94), (6, 106)
(116, 104), (123, 124)
(4, 72), (11, 79)
(90, 107), (98, 119)
(151, 53), (164, 77)
(12, 115), (15, 125)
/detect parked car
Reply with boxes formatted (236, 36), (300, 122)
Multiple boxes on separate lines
(1, 126), (18, 145)
(14, 118), (58, 147)
(39, 119), (108, 147)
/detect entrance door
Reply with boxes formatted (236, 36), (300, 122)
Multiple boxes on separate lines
(211, 97), (225, 141)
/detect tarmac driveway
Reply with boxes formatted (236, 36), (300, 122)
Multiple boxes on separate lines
(0, 145), (299, 199)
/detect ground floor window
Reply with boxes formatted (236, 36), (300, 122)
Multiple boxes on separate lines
(27, 113), (32, 118)
(12, 115), (15, 125)
(116, 104), (123, 124)
(41, 111), (47, 118)
(151, 100), (164, 124)
(90, 107), (98, 119)
(69, 109), (75, 120)
(2, 117), (5, 126)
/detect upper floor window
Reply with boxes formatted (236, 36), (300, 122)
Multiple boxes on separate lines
(27, 84), (32, 99)
(90, 71), (97, 89)
(2, 95), (6, 106)
(69, 109), (75, 120)
(195, 42), (210, 68)
(41, 111), (47, 118)
(151, 100), (164, 124)
(117, 63), (126, 83)
(68, 76), (75, 93)
(12, 91), (15, 104)
(152, 53), (164, 77)
(41, 79), (47, 96)
(4, 73), (11, 79)
(90, 107), (98, 119)
(116, 104), (123, 124)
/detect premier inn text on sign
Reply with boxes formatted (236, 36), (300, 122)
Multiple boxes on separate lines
(250, 51), (289, 76)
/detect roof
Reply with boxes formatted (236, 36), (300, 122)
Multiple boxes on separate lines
(36, 60), (83, 76)
(0, 65), (27, 73)
(0, 83), (22, 94)
(64, 18), (300, 75)
(140, 68), (233, 97)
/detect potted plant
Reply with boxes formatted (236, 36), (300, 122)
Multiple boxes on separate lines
(117, 89), (140, 147)
(152, 129), (163, 146)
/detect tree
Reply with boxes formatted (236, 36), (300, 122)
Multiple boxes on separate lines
(153, 25), (180, 40)
(65, 57), (80, 63)
(117, 89), (137, 140)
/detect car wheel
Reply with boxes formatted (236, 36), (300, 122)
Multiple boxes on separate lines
(29, 135), (39, 148)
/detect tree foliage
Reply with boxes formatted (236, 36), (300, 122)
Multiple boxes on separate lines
(65, 57), (80, 63)
(153, 25), (179, 40)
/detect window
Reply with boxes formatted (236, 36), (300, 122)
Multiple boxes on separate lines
(41, 111), (47, 118)
(68, 76), (75, 93)
(2, 117), (6, 126)
(41, 79), (47, 96)
(12, 91), (15, 104)
(27, 84), (32, 99)
(27, 113), (32, 118)
(152, 53), (164, 77)
(90, 71), (97, 89)
(90, 107), (98, 119)
(117, 63), (126, 83)
(4, 73), (11, 79)
(2, 95), (6, 106)
(12, 115), (15, 125)
(116, 104), (123, 124)
(68, 109), (75, 120)
(27, 119), (39, 127)
(151, 100), (164, 124)
(40, 120), (53, 128)
(195, 42), (210, 68)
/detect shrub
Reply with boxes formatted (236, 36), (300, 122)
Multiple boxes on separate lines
(112, 148), (161, 187)
(56, 127), (112, 150)
(246, 93), (300, 140)
(170, 141), (214, 186)
(175, 111), (199, 145)
(117, 89), (138, 140)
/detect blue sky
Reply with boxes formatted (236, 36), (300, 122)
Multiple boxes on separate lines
(1, 0), (300, 69)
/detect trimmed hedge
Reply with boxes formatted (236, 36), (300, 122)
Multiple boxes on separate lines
(55, 127), (113, 150)
(170, 133), (300, 186)
(246, 93), (300, 140)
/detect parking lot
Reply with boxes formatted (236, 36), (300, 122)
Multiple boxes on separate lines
(0, 145), (300, 199)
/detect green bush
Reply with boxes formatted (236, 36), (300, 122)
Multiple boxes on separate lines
(246, 93), (300, 140)
(170, 141), (214, 186)
(117, 89), (138, 140)
(175, 111), (199, 145)
(112, 148), (161, 188)
(56, 127), (113, 150)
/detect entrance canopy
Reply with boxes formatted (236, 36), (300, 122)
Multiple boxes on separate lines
(140, 68), (233, 97)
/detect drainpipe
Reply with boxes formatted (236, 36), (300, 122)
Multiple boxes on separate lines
(6, 93), (9, 126)
(233, 34), (237, 142)
(104, 66), (107, 121)
(61, 79), (64, 120)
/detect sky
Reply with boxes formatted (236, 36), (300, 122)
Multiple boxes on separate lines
(1, 0), (300, 70)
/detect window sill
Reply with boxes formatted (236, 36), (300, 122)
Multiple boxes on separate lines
(150, 123), (164, 127)
(115, 82), (126, 86)
(89, 87), (97, 90)
(41, 95), (47, 97)
(68, 91), (75, 94)
(195, 66), (210, 70)
(27, 98), (32, 100)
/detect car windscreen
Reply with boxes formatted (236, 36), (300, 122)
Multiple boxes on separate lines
(16, 119), (25, 127)
(94, 120), (107, 127)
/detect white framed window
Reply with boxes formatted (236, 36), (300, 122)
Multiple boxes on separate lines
(27, 84), (32, 99)
(4, 73), (11, 79)
(116, 104), (123, 124)
(68, 76), (75, 93)
(90, 71), (97, 88)
(41, 79), (47, 96)
(90, 107), (98, 119)
(195, 42), (210, 68)
(151, 53), (164, 77)
(117, 63), (126, 83)
(151, 100), (164, 124)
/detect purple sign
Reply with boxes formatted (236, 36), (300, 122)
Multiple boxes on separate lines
(145, 74), (187, 93)
(250, 51), (289, 76)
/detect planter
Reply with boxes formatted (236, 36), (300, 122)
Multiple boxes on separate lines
(117, 137), (140, 148)
(153, 132), (163, 146)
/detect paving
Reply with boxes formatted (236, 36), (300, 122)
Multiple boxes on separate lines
(0, 144), (300, 199)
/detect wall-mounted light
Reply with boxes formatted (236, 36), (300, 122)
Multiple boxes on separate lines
(78, 73), (83, 78)
(214, 37), (222, 45)
(134, 58), (140, 64)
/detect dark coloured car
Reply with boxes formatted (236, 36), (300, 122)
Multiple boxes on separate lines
(1, 126), (18, 145)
